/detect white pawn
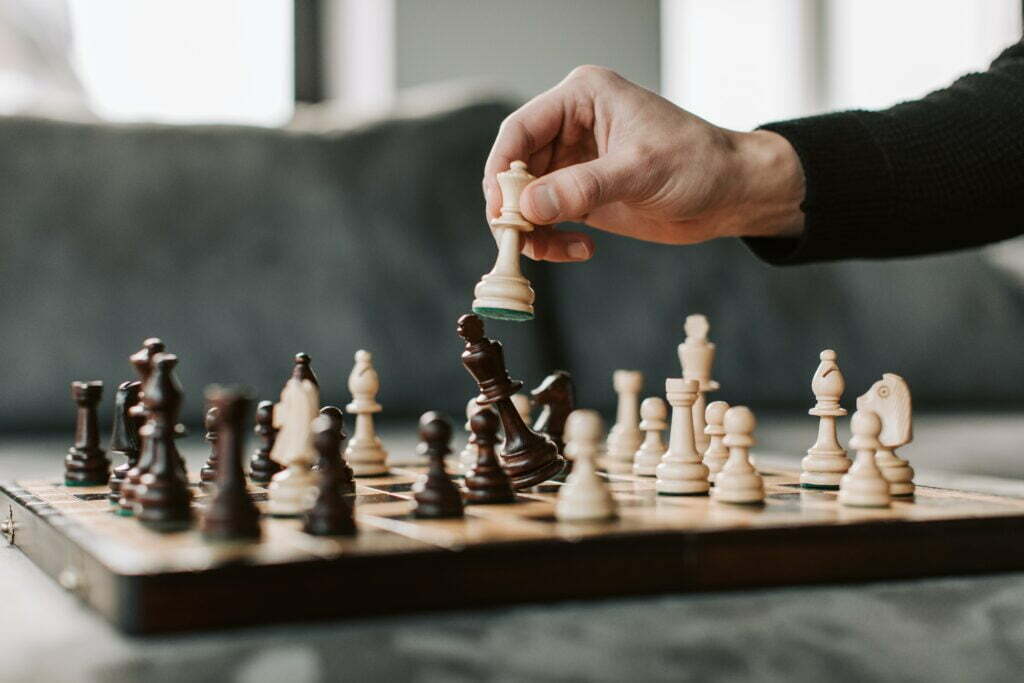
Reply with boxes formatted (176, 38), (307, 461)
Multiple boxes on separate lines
(655, 379), (710, 495)
(703, 400), (730, 484)
(800, 349), (851, 489)
(839, 410), (891, 508)
(633, 397), (667, 477)
(344, 350), (389, 475)
(712, 406), (765, 504)
(606, 370), (643, 474)
(460, 397), (487, 473)
(556, 410), (617, 522)
(268, 377), (320, 516)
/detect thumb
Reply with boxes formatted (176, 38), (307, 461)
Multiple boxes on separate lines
(520, 155), (639, 224)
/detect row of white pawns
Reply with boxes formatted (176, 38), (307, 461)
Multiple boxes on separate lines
(462, 348), (911, 523)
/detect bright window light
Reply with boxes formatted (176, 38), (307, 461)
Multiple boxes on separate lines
(661, 0), (820, 132)
(68, 0), (293, 126)
(826, 0), (1022, 111)
(661, 0), (1022, 129)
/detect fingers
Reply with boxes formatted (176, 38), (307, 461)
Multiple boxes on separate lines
(485, 91), (570, 177)
(483, 79), (590, 219)
(521, 228), (595, 263)
(519, 154), (642, 225)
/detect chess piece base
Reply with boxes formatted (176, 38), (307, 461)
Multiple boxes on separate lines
(712, 472), (765, 504)
(603, 459), (634, 475)
(304, 511), (357, 536)
(135, 481), (193, 532)
(64, 448), (110, 486)
(472, 306), (534, 322)
(656, 479), (710, 495)
(107, 462), (131, 503)
(705, 455), (728, 483)
(633, 457), (660, 477)
(248, 457), (283, 485)
(472, 273), (535, 322)
(800, 449), (851, 489)
(459, 445), (478, 474)
(838, 475), (891, 508)
(346, 440), (388, 477)
(655, 461), (710, 495)
(505, 455), (564, 489)
(876, 450), (915, 496)
(465, 463), (516, 505)
(202, 513), (261, 542)
(800, 471), (845, 488)
(556, 496), (616, 522)
(267, 466), (317, 517)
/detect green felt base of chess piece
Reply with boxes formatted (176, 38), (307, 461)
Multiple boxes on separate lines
(472, 306), (534, 322)
(65, 478), (106, 487)
(800, 482), (840, 490)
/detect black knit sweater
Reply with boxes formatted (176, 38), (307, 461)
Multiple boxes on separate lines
(744, 39), (1024, 265)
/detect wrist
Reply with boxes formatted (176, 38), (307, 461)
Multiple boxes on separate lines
(723, 129), (806, 239)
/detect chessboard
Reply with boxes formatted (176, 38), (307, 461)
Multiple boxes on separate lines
(5, 461), (1024, 634)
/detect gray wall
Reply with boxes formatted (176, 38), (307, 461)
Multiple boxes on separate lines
(395, 0), (661, 99)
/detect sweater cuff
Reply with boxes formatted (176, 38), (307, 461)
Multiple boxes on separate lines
(742, 111), (895, 265)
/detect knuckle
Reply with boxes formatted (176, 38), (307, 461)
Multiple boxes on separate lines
(497, 113), (519, 134)
(567, 64), (618, 84)
(496, 113), (535, 153)
(623, 144), (654, 168)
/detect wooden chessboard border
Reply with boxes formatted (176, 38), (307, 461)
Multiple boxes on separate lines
(5, 467), (1024, 634)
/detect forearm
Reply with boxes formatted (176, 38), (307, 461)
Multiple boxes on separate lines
(744, 40), (1024, 265)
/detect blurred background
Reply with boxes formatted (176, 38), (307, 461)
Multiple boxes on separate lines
(1, 0), (1023, 476)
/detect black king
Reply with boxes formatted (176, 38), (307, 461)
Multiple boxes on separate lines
(457, 313), (564, 488)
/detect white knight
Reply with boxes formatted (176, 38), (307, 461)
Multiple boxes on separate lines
(857, 373), (914, 496)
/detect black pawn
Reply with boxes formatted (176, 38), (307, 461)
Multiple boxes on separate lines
(249, 400), (283, 484)
(65, 381), (109, 486)
(202, 387), (261, 541)
(292, 352), (319, 387)
(316, 406), (356, 494)
(303, 415), (358, 536)
(108, 381), (142, 504)
(120, 337), (166, 513)
(465, 408), (515, 504)
(199, 406), (219, 485)
(412, 412), (464, 519)
(135, 354), (193, 531)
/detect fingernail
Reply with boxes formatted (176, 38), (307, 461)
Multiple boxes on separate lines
(529, 183), (560, 222)
(567, 240), (590, 260)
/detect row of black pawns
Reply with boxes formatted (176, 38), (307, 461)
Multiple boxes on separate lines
(64, 338), (521, 541)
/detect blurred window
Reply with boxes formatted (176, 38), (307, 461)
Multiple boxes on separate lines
(661, 0), (1022, 130)
(68, 0), (293, 126)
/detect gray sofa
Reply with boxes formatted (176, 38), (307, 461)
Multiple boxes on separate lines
(2, 101), (1024, 432)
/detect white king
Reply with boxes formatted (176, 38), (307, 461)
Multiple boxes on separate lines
(471, 160), (537, 321)
(678, 314), (719, 453)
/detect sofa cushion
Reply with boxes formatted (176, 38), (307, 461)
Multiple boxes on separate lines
(0, 102), (564, 430)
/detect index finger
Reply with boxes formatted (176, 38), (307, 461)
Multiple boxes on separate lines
(483, 86), (574, 217)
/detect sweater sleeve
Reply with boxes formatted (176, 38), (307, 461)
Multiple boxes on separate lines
(744, 40), (1024, 265)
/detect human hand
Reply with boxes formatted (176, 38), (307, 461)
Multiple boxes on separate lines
(483, 66), (806, 262)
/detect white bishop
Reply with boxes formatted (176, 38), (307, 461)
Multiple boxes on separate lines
(344, 350), (389, 475)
